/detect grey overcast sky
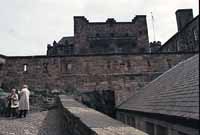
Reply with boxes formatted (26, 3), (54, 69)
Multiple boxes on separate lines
(0, 0), (199, 56)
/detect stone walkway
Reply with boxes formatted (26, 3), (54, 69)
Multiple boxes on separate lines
(0, 109), (69, 135)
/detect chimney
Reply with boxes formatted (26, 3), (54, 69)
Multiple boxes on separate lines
(175, 9), (193, 32)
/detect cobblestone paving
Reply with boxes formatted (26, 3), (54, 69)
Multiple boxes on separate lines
(0, 109), (69, 135)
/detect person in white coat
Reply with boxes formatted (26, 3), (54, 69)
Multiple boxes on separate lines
(18, 84), (30, 118)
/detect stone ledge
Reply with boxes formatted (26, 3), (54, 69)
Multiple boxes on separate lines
(58, 95), (148, 135)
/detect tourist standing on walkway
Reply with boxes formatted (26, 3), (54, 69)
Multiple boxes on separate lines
(18, 85), (30, 118)
(10, 88), (19, 117)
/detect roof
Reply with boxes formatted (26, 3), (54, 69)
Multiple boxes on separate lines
(118, 54), (199, 120)
(160, 15), (199, 50)
(58, 36), (74, 45)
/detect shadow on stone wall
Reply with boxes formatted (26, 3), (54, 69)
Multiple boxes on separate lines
(78, 90), (116, 118)
(37, 109), (70, 135)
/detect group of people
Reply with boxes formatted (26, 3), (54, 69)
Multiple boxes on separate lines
(5, 84), (30, 118)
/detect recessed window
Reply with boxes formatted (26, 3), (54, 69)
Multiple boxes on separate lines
(43, 63), (48, 73)
(96, 33), (100, 37)
(147, 60), (151, 67)
(23, 64), (28, 72)
(146, 122), (155, 135)
(156, 125), (168, 135)
(127, 60), (131, 68)
(178, 132), (188, 135)
(193, 29), (198, 41)
(166, 59), (172, 68)
(0, 64), (3, 70)
(110, 33), (114, 37)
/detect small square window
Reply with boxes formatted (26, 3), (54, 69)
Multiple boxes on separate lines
(110, 33), (114, 37)
(156, 125), (168, 135)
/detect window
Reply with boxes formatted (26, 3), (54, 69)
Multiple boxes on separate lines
(129, 117), (136, 127)
(23, 64), (28, 72)
(43, 63), (48, 73)
(166, 59), (172, 68)
(193, 29), (198, 41)
(127, 60), (131, 68)
(0, 64), (3, 70)
(178, 132), (188, 135)
(156, 125), (168, 135)
(110, 33), (114, 37)
(65, 63), (72, 72)
(147, 60), (151, 67)
(96, 33), (100, 37)
(146, 122), (155, 135)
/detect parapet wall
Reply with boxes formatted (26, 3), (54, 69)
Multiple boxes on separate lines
(58, 95), (147, 135)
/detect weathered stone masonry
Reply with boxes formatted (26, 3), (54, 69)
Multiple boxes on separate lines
(47, 15), (149, 55)
(0, 53), (195, 105)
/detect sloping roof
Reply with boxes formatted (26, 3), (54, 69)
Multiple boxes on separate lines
(118, 54), (199, 120)
(58, 36), (74, 45)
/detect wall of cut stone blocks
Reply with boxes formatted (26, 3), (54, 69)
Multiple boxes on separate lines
(73, 16), (149, 54)
(0, 53), (195, 105)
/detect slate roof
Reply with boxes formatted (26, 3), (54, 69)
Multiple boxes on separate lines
(118, 54), (199, 120)
(58, 36), (74, 45)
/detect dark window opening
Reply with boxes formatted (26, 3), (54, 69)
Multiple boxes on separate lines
(43, 63), (48, 73)
(139, 31), (143, 35)
(139, 48), (145, 52)
(129, 76), (135, 80)
(146, 122), (155, 135)
(156, 125), (168, 135)
(166, 59), (172, 68)
(147, 60), (151, 67)
(0, 64), (3, 70)
(178, 132), (188, 135)
(110, 33), (114, 37)
(127, 60), (131, 68)
(96, 33), (100, 37)
(107, 62), (111, 69)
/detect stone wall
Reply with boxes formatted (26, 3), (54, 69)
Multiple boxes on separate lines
(58, 95), (147, 135)
(78, 90), (115, 117)
(0, 53), (195, 105)
(116, 110), (199, 135)
(74, 16), (149, 54)
(160, 16), (199, 53)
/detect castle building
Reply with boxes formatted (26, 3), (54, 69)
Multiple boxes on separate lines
(47, 15), (149, 55)
(159, 9), (199, 53)
(0, 8), (199, 135)
(47, 9), (199, 56)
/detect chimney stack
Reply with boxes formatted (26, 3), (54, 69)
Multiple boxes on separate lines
(175, 9), (193, 31)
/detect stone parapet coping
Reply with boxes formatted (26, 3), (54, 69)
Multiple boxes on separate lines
(58, 95), (148, 135)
